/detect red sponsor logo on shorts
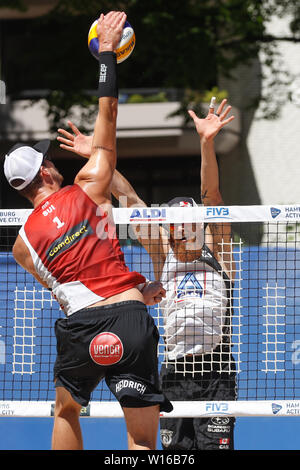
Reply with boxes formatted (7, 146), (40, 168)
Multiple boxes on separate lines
(219, 438), (230, 444)
(89, 332), (123, 365)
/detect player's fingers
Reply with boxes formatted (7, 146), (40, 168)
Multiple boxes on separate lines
(220, 115), (235, 127)
(98, 12), (104, 22)
(67, 120), (80, 136)
(111, 11), (127, 30)
(104, 11), (115, 19)
(158, 287), (166, 297)
(106, 11), (121, 24)
(220, 105), (232, 120)
(57, 129), (74, 141)
(118, 12), (127, 28)
(188, 109), (198, 122)
(97, 13), (104, 29)
(208, 96), (216, 114)
(57, 136), (74, 147)
(58, 144), (75, 152)
(215, 98), (227, 117)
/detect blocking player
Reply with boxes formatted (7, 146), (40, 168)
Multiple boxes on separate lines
(57, 99), (236, 450)
(3, 11), (172, 451)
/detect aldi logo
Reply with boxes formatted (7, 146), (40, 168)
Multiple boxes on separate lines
(176, 272), (203, 301)
(129, 208), (166, 221)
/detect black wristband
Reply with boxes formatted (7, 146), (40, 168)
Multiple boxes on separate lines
(97, 51), (118, 98)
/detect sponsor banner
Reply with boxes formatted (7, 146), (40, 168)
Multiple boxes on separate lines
(0, 401), (52, 417)
(1, 205), (300, 227)
(159, 400), (300, 418)
(2, 400), (300, 418)
(113, 205), (300, 224)
(0, 209), (32, 226)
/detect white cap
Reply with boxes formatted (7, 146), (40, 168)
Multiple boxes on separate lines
(4, 140), (50, 190)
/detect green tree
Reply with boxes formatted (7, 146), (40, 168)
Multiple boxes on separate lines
(1, 0), (299, 128)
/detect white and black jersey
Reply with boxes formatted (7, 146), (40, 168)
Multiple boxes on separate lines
(159, 244), (233, 360)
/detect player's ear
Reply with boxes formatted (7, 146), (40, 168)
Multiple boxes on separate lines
(40, 165), (49, 176)
(40, 164), (52, 183)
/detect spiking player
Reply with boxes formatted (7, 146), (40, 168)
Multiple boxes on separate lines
(3, 11), (172, 450)
(57, 98), (236, 450)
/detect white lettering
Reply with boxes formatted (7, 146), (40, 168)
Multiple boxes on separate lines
(52, 216), (65, 229)
(42, 204), (56, 217)
(93, 344), (120, 356)
(115, 379), (146, 395)
(99, 64), (107, 83)
(104, 454), (139, 467)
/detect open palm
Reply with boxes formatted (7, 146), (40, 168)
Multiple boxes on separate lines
(57, 121), (93, 159)
(188, 99), (235, 141)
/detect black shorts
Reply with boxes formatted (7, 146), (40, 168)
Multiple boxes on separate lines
(54, 300), (172, 412)
(159, 352), (236, 450)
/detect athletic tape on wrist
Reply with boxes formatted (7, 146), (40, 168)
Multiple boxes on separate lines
(97, 51), (118, 98)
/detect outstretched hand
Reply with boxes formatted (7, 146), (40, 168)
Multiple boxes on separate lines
(57, 121), (93, 159)
(188, 99), (235, 141)
(97, 11), (127, 53)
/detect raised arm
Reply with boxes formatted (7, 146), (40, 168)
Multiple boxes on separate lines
(74, 11), (127, 206)
(188, 99), (235, 279)
(57, 122), (147, 208)
(111, 169), (146, 207)
(111, 169), (169, 279)
(188, 99), (234, 206)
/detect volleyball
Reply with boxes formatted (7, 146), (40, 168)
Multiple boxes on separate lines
(88, 19), (135, 64)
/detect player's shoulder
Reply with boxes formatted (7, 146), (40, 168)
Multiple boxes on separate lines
(53, 184), (79, 198)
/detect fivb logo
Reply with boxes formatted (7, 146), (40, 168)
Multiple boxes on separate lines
(0, 80), (5, 104)
(206, 207), (230, 219)
(205, 402), (229, 414)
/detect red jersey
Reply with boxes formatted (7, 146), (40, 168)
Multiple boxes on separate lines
(19, 184), (146, 315)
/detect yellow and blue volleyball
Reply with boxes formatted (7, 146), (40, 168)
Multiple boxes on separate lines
(88, 20), (135, 64)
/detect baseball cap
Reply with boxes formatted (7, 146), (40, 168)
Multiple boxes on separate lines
(163, 197), (198, 231)
(4, 140), (50, 190)
(166, 197), (198, 207)
(164, 197), (205, 247)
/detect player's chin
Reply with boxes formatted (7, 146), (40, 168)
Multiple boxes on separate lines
(179, 238), (202, 251)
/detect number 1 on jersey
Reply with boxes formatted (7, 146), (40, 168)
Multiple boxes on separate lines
(53, 216), (65, 229)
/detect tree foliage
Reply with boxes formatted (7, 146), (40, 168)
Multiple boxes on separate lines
(1, 0), (300, 129)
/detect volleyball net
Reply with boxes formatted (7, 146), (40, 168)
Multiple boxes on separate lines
(0, 205), (300, 418)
